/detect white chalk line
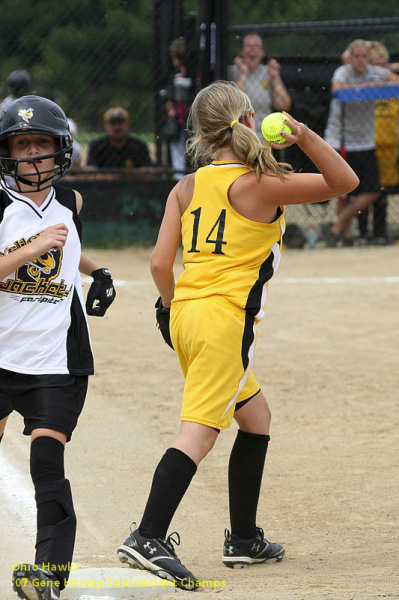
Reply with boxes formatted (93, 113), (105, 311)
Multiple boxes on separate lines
(0, 451), (118, 600)
(83, 276), (399, 287)
(0, 448), (35, 519)
(275, 276), (399, 285)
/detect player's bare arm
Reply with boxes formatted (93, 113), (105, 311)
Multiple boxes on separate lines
(150, 181), (185, 307)
(75, 185), (116, 316)
(0, 223), (68, 280)
(75, 190), (83, 214)
(235, 114), (359, 213)
(72, 190), (102, 277)
(262, 114), (359, 205)
(79, 253), (101, 276)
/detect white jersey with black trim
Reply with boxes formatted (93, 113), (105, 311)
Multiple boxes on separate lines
(0, 182), (93, 375)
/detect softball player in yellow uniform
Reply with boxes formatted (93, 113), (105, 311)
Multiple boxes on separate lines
(118, 80), (359, 589)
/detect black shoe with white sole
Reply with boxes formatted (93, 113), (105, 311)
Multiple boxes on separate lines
(118, 527), (198, 591)
(223, 527), (285, 568)
(12, 564), (60, 600)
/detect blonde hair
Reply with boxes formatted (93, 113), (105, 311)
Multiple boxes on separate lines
(368, 40), (389, 62)
(186, 80), (291, 180)
(347, 39), (369, 55)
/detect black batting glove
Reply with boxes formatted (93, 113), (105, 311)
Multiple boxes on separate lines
(155, 297), (174, 350)
(86, 268), (116, 317)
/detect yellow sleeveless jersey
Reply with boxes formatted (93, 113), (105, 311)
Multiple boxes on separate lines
(172, 161), (285, 320)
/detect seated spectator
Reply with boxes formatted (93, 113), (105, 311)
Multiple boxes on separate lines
(87, 107), (152, 169)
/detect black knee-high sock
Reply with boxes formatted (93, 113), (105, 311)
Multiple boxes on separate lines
(228, 429), (270, 539)
(30, 437), (66, 529)
(140, 448), (197, 539)
(30, 437), (76, 589)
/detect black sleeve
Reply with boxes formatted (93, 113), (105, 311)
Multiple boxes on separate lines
(54, 186), (82, 242)
(0, 190), (12, 223)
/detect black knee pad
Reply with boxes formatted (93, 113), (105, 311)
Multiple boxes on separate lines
(30, 436), (65, 486)
(35, 478), (76, 590)
(35, 478), (75, 522)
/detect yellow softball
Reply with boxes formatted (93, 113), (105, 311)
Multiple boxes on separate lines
(261, 112), (292, 144)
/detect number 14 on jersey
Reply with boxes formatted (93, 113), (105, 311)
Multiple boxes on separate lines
(188, 208), (227, 255)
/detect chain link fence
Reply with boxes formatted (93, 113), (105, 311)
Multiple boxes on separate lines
(228, 17), (399, 246)
(1, 0), (399, 245)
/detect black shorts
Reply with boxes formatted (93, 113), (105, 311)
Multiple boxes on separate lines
(0, 369), (88, 442)
(345, 149), (381, 194)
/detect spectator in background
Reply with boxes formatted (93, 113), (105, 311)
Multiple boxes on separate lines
(323, 39), (399, 246)
(370, 41), (399, 74)
(323, 44), (354, 241)
(341, 47), (351, 65)
(87, 106), (152, 169)
(161, 37), (194, 179)
(228, 32), (291, 138)
(67, 118), (82, 170)
(365, 41), (399, 243)
(0, 70), (32, 115)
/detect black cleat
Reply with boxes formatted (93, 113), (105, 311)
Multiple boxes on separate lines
(223, 527), (285, 569)
(118, 526), (199, 591)
(12, 563), (60, 600)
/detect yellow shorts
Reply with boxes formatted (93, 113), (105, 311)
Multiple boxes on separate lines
(170, 296), (261, 430)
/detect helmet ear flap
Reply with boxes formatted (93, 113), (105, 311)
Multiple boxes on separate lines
(54, 137), (73, 170)
(0, 141), (10, 160)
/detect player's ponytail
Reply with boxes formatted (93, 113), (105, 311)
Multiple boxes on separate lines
(187, 80), (291, 179)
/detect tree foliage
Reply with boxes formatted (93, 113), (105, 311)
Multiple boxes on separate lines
(0, 0), (153, 130)
(0, 0), (398, 134)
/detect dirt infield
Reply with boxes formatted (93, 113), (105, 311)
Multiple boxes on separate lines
(1, 245), (398, 600)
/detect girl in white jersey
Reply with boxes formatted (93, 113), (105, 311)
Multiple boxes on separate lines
(117, 81), (359, 589)
(0, 95), (116, 600)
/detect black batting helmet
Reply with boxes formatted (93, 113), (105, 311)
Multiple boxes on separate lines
(0, 95), (72, 192)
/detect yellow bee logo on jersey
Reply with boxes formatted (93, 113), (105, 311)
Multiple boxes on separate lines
(18, 108), (34, 123)
(16, 242), (62, 285)
(261, 80), (270, 90)
(27, 252), (57, 282)
(0, 236), (71, 299)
